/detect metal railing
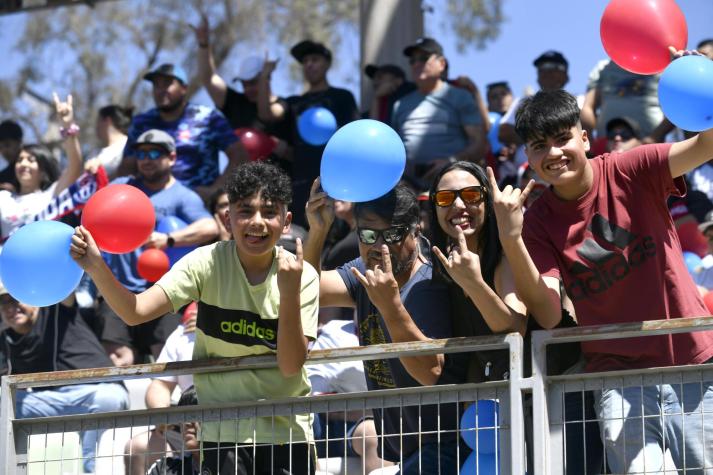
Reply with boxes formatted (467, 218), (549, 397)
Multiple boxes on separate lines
(1, 334), (525, 475)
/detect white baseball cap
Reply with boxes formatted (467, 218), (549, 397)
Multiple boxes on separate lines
(233, 55), (265, 82)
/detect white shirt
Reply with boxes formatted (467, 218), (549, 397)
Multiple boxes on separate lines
(306, 320), (367, 395)
(89, 138), (127, 178)
(0, 182), (57, 240)
(155, 324), (196, 391)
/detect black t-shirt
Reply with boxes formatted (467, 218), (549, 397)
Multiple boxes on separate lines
(1, 303), (115, 375)
(220, 87), (291, 141)
(336, 258), (461, 461)
(0, 164), (15, 188)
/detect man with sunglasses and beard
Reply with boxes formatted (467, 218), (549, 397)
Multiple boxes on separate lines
(97, 130), (218, 367)
(305, 179), (464, 475)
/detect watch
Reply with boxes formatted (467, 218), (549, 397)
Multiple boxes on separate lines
(166, 234), (175, 248)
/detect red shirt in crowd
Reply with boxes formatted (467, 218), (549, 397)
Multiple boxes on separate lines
(523, 143), (713, 372)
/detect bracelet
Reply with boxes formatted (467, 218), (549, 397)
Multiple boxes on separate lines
(60, 123), (80, 139)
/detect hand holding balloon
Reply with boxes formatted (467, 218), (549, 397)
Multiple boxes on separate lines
(70, 225), (105, 273)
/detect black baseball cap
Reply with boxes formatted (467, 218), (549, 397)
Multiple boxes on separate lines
(364, 64), (406, 80)
(605, 116), (641, 139)
(290, 40), (332, 63)
(403, 37), (444, 57)
(486, 81), (511, 92)
(533, 50), (568, 71)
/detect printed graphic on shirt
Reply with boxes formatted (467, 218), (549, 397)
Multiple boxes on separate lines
(566, 214), (656, 301)
(197, 302), (278, 350)
(359, 312), (396, 389)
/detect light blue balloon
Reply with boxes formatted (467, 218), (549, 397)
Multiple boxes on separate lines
(658, 55), (713, 132)
(488, 112), (503, 155)
(156, 216), (196, 266)
(297, 106), (337, 145)
(460, 399), (499, 453)
(683, 251), (703, 275)
(0, 221), (84, 307)
(461, 451), (498, 475)
(320, 119), (406, 202)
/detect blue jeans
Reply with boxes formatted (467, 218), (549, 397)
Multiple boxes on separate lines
(398, 440), (462, 475)
(595, 381), (713, 474)
(16, 383), (129, 473)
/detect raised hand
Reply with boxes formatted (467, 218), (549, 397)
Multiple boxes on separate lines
(305, 177), (335, 234)
(669, 45), (704, 60)
(70, 225), (104, 272)
(487, 166), (535, 241)
(53, 92), (74, 127)
(351, 245), (401, 312)
(432, 226), (484, 287)
(277, 238), (303, 295)
(260, 51), (279, 78)
(190, 13), (210, 46)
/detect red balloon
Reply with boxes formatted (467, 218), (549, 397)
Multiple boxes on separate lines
(234, 128), (276, 161)
(82, 184), (155, 254)
(137, 248), (170, 282)
(600, 0), (687, 75)
(704, 292), (713, 315)
(677, 221), (708, 258)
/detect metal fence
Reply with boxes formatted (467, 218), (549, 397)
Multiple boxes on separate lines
(1, 334), (525, 475)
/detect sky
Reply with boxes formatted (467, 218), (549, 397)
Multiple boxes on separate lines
(1, 0), (712, 124)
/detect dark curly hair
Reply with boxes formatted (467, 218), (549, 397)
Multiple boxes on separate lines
(353, 184), (419, 228)
(515, 89), (580, 144)
(225, 161), (292, 206)
(428, 161), (502, 289)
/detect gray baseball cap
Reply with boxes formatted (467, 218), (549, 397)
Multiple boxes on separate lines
(134, 129), (176, 153)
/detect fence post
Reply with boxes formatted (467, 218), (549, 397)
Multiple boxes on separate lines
(530, 329), (555, 475)
(505, 333), (526, 475)
(0, 375), (18, 473)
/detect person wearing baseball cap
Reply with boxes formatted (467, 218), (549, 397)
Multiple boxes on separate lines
(256, 38), (358, 227)
(363, 63), (415, 123)
(99, 128), (218, 368)
(391, 37), (486, 187)
(190, 15), (291, 157)
(119, 52), (244, 200)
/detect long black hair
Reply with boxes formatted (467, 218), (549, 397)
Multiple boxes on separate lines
(14, 144), (59, 192)
(428, 161), (502, 289)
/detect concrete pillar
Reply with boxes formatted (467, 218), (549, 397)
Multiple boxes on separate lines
(359, 0), (424, 109)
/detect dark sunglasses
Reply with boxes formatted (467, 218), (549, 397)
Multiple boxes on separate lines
(606, 128), (634, 141)
(135, 149), (166, 161)
(357, 225), (412, 245)
(408, 53), (433, 65)
(431, 186), (486, 207)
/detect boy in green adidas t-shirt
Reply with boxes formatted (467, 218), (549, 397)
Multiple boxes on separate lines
(71, 161), (319, 474)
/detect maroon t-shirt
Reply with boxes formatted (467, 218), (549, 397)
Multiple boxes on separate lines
(523, 144), (713, 372)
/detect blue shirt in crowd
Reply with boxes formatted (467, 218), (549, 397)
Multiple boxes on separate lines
(102, 177), (211, 293)
(123, 103), (237, 189)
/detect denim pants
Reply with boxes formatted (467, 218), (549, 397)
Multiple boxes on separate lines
(16, 383), (129, 473)
(595, 381), (713, 474)
(398, 440), (463, 475)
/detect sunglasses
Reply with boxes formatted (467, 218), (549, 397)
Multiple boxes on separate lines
(135, 149), (166, 161)
(408, 53), (434, 65)
(357, 225), (412, 245)
(606, 128), (634, 141)
(431, 186), (486, 207)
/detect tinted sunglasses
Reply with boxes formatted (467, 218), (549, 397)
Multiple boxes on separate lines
(606, 128), (634, 141)
(357, 225), (412, 245)
(135, 149), (166, 161)
(431, 186), (486, 207)
(408, 53), (433, 65)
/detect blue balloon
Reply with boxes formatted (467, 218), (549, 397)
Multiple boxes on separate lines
(321, 119), (406, 202)
(156, 216), (196, 266)
(460, 400), (499, 453)
(683, 251), (703, 275)
(487, 112), (503, 155)
(297, 107), (337, 145)
(0, 221), (84, 307)
(658, 55), (713, 132)
(461, 451), (498, 475)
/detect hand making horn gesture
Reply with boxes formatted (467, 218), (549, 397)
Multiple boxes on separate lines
(486, 166), (535, 242)
(53, 92), (74, 128)
(351, 244), (401, 312)
(432, 226), (484, 287)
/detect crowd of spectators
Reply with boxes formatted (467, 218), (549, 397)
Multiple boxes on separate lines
(0, 19), (712, 475)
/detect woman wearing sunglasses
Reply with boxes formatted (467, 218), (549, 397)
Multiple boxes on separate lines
(0, 94), (83, 243)
(428, 161), (527, 382)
